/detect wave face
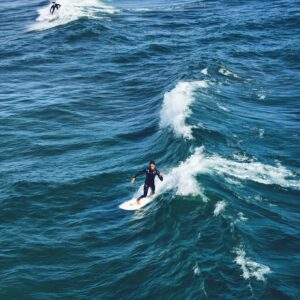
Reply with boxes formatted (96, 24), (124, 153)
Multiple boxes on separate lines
(1, 0), (300, 299)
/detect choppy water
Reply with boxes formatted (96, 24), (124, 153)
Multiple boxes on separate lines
(1, 0), (300, 299)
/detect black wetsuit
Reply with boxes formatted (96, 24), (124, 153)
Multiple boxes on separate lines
(50, 3), (61, 14)
(134, 168), (163, 200)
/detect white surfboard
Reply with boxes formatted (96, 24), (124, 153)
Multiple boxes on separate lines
(119, 195), (156, 211)
(120, 175), (166, 211)
(48, 14), (59, 22)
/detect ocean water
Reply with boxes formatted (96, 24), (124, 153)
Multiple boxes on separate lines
(0, 0), (299, 299)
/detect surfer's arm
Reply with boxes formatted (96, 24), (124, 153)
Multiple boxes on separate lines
(134, 169), (146, 179)
(131, 169), (146, 183)
(157, 170), (163, 181)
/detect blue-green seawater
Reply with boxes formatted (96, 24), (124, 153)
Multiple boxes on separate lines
(0, 0), (299, 299)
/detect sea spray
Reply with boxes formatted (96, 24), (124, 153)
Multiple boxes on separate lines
(214, 201), (227, 216)
(160, 81), (209, 139)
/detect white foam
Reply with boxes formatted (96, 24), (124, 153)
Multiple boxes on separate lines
(206, 156), (300, 190)
(224, 177), (244, 187)
(132, 148), (298, 204)
(219, 67), (239, 78)
(193, 263), (201, 275)
(129, 4), (184, 13)
(254, 195), (263, 202)
(233, 153), (250, 162)
(160, 81), (209, 139)
(238, 212), (248, 222)
(258, 92), (266, 100)
(161, 147), (208, 199)
(234, 246), (271, 281)
(213, 201), (227, 216)
(169, 150), (299, 192)
(201, 67), (208, 75)
(28, 0), (118, 31)
(259, 129), (265, 138)
(217, 103), (230, 112)
(200, 281), (207, 297)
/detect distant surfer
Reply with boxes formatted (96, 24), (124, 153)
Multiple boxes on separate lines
(50, 2), (61, 15)
(131, 161), (164, 205)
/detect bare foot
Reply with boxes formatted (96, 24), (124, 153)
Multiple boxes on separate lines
(136, 199), (141, 205)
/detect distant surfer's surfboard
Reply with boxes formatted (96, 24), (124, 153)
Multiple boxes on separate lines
(120, 178), (165, 211)
(119, 195), (156, 211)
(48, 14), (59, 22)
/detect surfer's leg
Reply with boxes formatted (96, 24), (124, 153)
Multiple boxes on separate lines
(150, 185), (155, 196)
(137, 184), (149, 204)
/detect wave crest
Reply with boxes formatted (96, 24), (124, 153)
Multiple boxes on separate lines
(160, 81), (209, 139)
(28, 0), (118, 31)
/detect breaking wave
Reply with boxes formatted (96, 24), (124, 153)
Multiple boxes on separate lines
(28, 0), (118, 31)
(160, 81), (209, 139)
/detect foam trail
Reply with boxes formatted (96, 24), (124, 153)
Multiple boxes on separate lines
(160, 81), (209, 139)
(28, 0), (118, 31)
(133, 148), (298, 203)
(234, 246), (271, 281)
(206, 156), (300, 189)
(214, 201), (227, 216)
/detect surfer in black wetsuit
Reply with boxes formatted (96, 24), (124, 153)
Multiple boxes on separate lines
(131, 161), (164, 205)
(50, 2), (61, 15)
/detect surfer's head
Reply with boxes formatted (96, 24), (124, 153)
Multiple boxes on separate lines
(149, 161), (156, 170)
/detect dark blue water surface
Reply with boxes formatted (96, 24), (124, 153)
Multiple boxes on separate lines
(0, 0), (299, 299)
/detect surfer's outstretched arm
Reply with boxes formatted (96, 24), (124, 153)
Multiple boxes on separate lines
(130, 169), (146, 183)
(134, 169), (146, 178)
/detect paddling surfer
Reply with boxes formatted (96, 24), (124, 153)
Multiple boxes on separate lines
(131, 161), (164, 205)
